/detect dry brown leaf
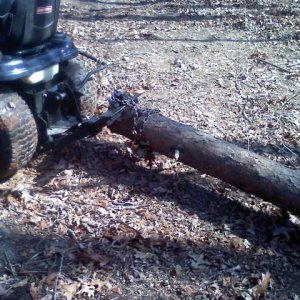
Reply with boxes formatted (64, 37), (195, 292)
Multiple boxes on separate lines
(253, 272), (271, 299)
(111, 286), (122, 294)
(43, 272), (57, 286)
(6, 194), (18, 206)
(29, 283), (40, 300)
(28, 215), (42, 225)
(131, 89), (145, 95)
(90, 278), (110, 292)
(58, 223), (68, 234)
(38, 219), (49, 230)
(230, 237), (245, 250)
(59, 281), (80, 300)
(222, 276), (231, 287)
(182, 285), (199, 297)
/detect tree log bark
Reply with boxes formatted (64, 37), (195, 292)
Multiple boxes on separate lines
(108, 108), (300, 216)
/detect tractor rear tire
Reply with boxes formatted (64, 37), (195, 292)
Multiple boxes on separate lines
(61, 58), (98, 117)
(0, 91), (38, 181)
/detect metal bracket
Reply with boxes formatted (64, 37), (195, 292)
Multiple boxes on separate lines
(42, 104), (126, 151)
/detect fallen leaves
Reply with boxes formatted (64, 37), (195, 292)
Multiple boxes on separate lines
(58, 281), (79, 300)
(188, 252), (208, 270)
(229, 237), (251, 250)
(252, 272), (271, 299)
(0, 0), (299, 299)
(30, 283), (41, 300)
(222, 276), (231, 288)
(181, 284), (199, 297)
(57, 278), (115, 299)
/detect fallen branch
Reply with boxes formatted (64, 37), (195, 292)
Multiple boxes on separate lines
(256, 58), (290, 73)
(4, 251), (17, 277)
(109, 106), (300, 216)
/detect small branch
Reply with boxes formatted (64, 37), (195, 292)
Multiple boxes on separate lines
(52, 253), (64, 300)
(108, 203), (142, 210)
(256, 58), (290, 73)
(19, 270), (48, 274)
(242, 110), (251, 122)
(241, 81), (256, 89)
(282, 143), (299, 158)
(4, 251), (17, 277)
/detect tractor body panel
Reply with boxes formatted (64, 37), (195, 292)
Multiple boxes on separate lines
(0, 0), (60, 51)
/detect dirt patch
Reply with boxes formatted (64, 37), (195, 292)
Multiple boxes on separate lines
(0, 0), (300, 299)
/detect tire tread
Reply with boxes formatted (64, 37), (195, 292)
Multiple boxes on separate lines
(0, 92), (38, 180)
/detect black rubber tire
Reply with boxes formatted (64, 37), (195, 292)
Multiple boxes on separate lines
(61, 58), (98, 117)
(0, 91), (38, 180)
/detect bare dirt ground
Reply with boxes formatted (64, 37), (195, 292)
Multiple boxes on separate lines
(0, 1), (300, 299)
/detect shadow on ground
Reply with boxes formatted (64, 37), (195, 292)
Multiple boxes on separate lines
(32, 139), (300, 244)
(0, 218), (299, 299)
(1, 138), (300, 298)
(60, 0), (299, 43)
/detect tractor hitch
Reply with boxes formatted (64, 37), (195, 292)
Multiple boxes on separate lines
(42, 103), (127, 151)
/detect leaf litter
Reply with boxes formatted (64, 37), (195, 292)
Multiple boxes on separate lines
(0, 0), (300, 299)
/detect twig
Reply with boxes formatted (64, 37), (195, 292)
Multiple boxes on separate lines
(242, 108), (251, 122)
(10, 208), (48, 219)
(23, 252), (43, 265)
(241, 81), (256, 89)
(108, 203), (141, 210)
(256, 58), (291, 73)
(234, 76), (241, 93)
(52, 253), (64, 300)
(282, 143), (299, 158)
(24, 258), (51, 265)
(237, 103), (251, 122)
(19, 270), (48, 274)
(9, 208), (32, 217)
(3, 251), (17, 277)
(116, 220), (142, 237)
(287, 93), (298, 101)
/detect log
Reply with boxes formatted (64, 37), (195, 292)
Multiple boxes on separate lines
(108, 107), (300, 216)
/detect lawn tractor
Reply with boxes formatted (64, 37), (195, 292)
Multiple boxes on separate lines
(0, 0), (128, 181)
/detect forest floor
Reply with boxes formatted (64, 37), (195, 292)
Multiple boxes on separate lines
(0, 0), (300, 299)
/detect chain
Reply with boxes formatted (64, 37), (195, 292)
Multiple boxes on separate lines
(136, 107), (160, 138)
(108, 89), (159, 141)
